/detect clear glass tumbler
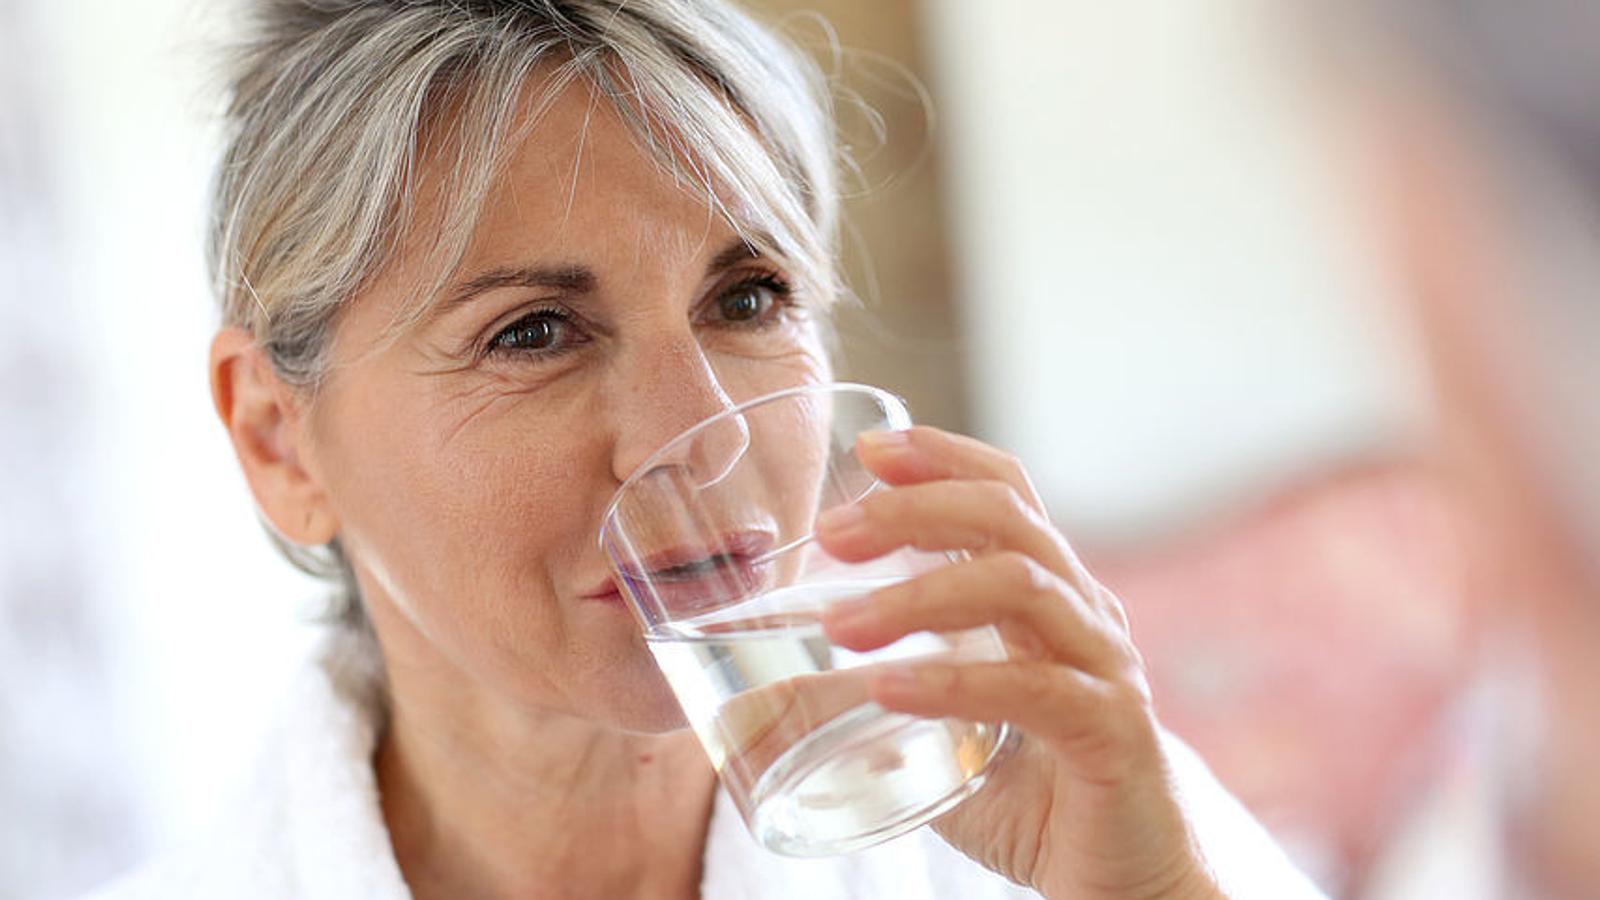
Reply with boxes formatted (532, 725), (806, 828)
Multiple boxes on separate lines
(599, 382), (1012, 856)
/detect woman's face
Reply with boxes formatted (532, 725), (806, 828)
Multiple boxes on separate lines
(301, 82), (830, 731)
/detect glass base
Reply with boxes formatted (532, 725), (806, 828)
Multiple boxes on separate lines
(748, 703), (1012, 857)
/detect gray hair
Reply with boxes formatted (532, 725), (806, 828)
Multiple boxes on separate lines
(211, 0), (843, 625)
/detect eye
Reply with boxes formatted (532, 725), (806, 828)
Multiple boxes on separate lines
(711, 274), (794, 327)
(487, 308), (581, 358)
(720, 285), (769, 322)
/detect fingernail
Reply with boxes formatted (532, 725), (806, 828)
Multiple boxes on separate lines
(817, 503), (866, 535)
(860, 430), (911, 452)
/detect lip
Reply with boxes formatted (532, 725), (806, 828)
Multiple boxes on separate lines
(589, 529), (777, 615)
(581, 578), (626, 602)
(619, 530), (775, 579)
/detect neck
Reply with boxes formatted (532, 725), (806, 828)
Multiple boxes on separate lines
(372, 643), (718, 900)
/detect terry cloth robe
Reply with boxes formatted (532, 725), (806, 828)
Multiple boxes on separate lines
(86, 627), (1327, 899)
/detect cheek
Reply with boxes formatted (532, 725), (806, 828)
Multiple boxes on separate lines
(718, 335), (835, 533)
(712, 328), (832, 403)
(318, 382), (596, 631)
(770, 401), (832, 511)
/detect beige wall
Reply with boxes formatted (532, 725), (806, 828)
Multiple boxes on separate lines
(739, 0), (971, 433)
(740, 0), (1422, 543)
(923, 0), (1420, 542)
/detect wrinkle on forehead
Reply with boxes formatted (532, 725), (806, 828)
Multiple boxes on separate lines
(624, 204), (722, 281)
(343, 57), (821, 372)
(476, 82), (737, 285)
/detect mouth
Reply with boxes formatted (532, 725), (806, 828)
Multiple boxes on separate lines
(645, 551), (748, 581)
(591, 529), (777, 616)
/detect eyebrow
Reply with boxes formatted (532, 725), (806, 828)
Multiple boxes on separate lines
(441, 264), (596, 310)
(706, 237), (761, 273)
(438, 237), (768, 313)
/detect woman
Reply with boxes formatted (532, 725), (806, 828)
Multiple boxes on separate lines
(92, 1), (1321, 897)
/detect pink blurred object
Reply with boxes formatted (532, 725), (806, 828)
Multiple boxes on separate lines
(1086, 461), (1472, 894)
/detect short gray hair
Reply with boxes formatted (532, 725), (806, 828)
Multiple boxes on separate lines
(211, 0), (843, 624)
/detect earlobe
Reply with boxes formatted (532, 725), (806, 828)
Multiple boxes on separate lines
(209, 328), (339, 547)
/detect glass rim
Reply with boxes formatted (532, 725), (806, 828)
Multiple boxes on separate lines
(596, 380), (909, 549)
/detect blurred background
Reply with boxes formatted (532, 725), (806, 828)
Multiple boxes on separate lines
(3, 0), (1568, 897)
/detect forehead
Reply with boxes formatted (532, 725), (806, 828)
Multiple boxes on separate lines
(450, 77), (734, 281)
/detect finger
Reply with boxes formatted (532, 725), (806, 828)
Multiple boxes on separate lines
(868, 661), (1161, 784)
(820, 551), (1134, 679)
(816, 478), (1076, 578)
(855, 426), (1047, 515)
(851, 427), (1104, 588)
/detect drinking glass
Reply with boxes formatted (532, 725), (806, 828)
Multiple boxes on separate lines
(599, 382), (1012, 856)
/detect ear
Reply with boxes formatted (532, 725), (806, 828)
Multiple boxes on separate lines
(209, 328), (339, 546)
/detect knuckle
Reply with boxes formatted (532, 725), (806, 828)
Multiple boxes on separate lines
(997, 450), (1030, 485)
(1096, 680), (1144, 735)
(977, 479), (1029, 518)
(1082, 584), (1134, 639)
(1099, 588), (1133, 633)
(1126, 671), (1156, 709)
(1110, 672), (1155, 713)
(997, 551), (1052, 597)
(1094, 621), (1148, 681)
(1111, 688), (1161, 759)
(1083, 688), (1157, 777)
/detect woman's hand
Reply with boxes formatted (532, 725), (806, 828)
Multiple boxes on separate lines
(816, 426), (1222, 900)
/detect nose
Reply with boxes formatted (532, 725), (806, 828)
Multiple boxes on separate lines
(607, 333), (749, 487)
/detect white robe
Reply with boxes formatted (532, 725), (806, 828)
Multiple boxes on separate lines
(85, 628), (1326, 899)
